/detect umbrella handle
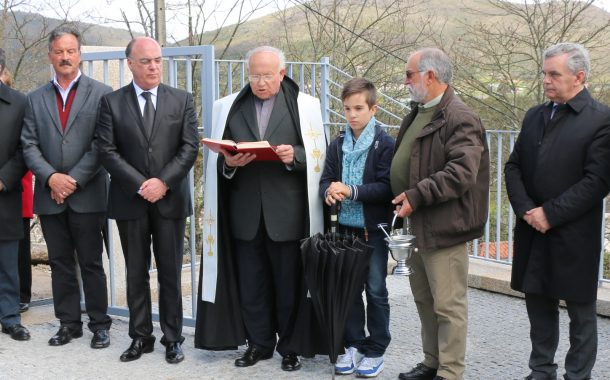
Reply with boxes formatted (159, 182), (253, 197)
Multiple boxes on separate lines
(330, 202), (339, 240)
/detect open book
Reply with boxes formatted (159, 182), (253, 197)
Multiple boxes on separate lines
(201, 138), (280, 161)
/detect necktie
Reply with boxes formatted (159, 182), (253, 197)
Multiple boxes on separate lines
(142, 91), (155, 138)
(550, 103), (558, 120)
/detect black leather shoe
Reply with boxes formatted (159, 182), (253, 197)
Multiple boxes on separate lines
(524, 375), (557, 380)
(91, 329), (110, 349)
(19, 303), (29, 313)
(165, 342), (185, 364)
(398, 362), (437, 380)
(281, 354), (301, 371)
(234, 346), (273, 367)
(2, 324), (31, 341)
(120, 336), (156, 362)
(48, 326), (83, 346)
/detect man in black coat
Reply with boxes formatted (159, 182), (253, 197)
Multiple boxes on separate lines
(96, 37), (199, 364)
(196, 46), (321, 372)
(0, 48), (31, 341)
(505, 42), (610, 380)
(194, 46), (326, 367)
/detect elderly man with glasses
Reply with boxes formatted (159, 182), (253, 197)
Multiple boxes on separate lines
(195, 45), (326, 372)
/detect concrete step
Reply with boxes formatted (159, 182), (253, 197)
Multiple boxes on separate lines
(467, 258), (610, 317)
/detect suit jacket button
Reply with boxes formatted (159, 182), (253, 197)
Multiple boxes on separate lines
(148, 148), (152, 153)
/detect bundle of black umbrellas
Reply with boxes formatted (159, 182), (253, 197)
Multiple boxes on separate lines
(300, 205), (373, 378)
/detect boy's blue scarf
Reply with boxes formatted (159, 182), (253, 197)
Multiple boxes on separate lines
(339, 117), (376, 228)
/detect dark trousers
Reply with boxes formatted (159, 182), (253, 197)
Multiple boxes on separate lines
(341, 227), (391, 357)
(525, 293), (597, 380)
(39, 210), (111, 332)
(0, 240), (21, 327)
(18, 218), (32, 304)
(116, 204), (185, 343)
(234, 220), (301, 356)
(101, 218), (110, 258)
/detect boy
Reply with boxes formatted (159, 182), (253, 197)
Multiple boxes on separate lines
(319, 77), (395, 378)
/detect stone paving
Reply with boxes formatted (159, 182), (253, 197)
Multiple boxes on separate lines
(1, 275), (609, 380)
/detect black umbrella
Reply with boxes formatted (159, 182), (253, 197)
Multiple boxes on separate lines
(280, 236), (328, 358)
(300, 203), (373, 378)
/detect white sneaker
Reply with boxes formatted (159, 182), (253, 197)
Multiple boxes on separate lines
(334, 346), (364, 375)
(355, 356), (384, 378)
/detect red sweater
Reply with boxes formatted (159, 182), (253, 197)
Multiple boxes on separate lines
(21, 171), (33, 218)
(55, 84), (78, 129)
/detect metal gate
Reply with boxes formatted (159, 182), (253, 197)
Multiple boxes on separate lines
(80, 45), (609, 327)
(81, 45), (215, 326)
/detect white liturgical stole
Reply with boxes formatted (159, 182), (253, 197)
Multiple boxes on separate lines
(201, 91), (326, 302)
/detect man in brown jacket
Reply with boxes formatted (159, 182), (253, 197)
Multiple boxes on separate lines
(390, 48), (489, 380)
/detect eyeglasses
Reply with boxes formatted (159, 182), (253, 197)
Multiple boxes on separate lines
(132, 57), (163, 66)
(248, 74), (275, 82)
(405, 70), (425, 79)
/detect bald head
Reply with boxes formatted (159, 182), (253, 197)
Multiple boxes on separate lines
(125, 37), (160, 58)
(126, 37), (163, 90)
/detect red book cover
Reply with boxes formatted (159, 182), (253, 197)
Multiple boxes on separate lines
(201, 138), (280, 161)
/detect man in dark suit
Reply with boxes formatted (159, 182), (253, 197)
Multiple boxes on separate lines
(505, 42), (610, 380)
(96, 36), (199, 364)
(21, 26), (112, 348)
(0, 47), (31, 341)
(207, 46), (315, 372)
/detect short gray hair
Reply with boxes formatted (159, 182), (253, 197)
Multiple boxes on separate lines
(245, 46), (286, 71)
(48, 26), (82, 52)
(543, 42), (590, 82)
(413, 47), (453, 85)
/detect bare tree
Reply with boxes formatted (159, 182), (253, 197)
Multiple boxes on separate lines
(101, 0), (270, 52)
(276, 0), (434, 77)
(267, 0), (437, 126)
(448, 0), (610, 130)
(0, 0), (93, 91)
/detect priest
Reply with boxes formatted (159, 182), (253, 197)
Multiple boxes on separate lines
(195, 46), (326, 371)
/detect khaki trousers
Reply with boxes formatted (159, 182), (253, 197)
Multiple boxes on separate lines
(408, 243), (469, 380)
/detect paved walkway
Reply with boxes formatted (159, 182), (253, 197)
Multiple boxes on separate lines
(2, 275), (609, 380)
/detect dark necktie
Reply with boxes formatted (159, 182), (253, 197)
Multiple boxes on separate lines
(550, 103), (558, 120)
(142, 91), (155, 138)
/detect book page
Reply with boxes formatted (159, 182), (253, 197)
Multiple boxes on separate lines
(201, 138), (236, 146)
(236, 141), (273, 149)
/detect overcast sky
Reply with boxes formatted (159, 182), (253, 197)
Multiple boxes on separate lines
(31, 0), (610, 42)
(33, 0), (291, 41)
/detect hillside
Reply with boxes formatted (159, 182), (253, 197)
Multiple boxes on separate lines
(2, 11), (135, 92)
(182, 0), (610, 128)
(187, 0), (610, 62)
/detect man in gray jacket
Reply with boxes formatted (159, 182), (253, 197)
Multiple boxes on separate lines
(21, 26), (112, 349)
(391, 48), (489, 380)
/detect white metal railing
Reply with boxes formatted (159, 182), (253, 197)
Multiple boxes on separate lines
(78, 46), (608, 326)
